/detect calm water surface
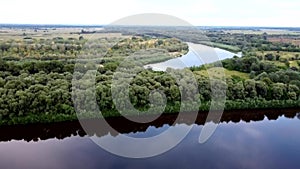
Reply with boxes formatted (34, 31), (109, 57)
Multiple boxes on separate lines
(145, 43), (242, 71)
(0, 109), (300, 169)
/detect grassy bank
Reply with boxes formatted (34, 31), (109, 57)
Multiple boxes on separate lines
(199, 41), (241, 53)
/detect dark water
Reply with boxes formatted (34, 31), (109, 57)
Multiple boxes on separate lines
(1, 109), (300, 169)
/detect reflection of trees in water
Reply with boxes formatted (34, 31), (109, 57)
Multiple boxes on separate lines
(297, 113), (300, 120)
(0, 108), (299, 142)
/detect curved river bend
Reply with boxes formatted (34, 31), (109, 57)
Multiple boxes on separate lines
(145, 42), (242, 71)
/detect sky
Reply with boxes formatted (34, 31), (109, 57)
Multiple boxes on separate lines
(0, 0), (300, 27)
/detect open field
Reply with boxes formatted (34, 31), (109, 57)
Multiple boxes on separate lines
(0, 27), (127, 41)
(255, 51), (300, 60)
(223, 29), (300, 35)
(194, 67), (250, 79)
(268, 37), (300, 46)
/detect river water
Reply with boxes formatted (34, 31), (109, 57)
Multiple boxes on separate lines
(144, 43), (242, 71)
(0, 108), (300, 169)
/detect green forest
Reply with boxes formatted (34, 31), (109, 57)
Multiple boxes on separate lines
(1, 27), (300, 126)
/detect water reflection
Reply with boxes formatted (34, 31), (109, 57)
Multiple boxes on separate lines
(1, 108), (300, 169)
(297, 112), (300, 120)
(0, 108), (298, 142)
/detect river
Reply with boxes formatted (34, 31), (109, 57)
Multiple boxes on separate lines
(0, 108), (300, 169)
(144, 42), (242, 71)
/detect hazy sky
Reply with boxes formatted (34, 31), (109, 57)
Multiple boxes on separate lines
(0, 0), (299, 27)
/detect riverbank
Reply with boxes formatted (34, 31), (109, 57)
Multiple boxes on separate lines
(198, 41), (241, 53)
(1, 99), (300, 126)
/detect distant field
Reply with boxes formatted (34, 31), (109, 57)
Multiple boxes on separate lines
(268, 37), (300, 46)
(223, 30), (264, 35)
(224, 29), (300, 35)
(260, 29), (300, 35)
(194, 67), (250, 79)
(289, 60), (299, 68)
(0, 27), (126, 41)
(255, 51), (300, 60)
(255, 51), (300, 68)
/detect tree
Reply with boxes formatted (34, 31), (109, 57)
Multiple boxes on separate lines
(265, 53), (274, 61)
(231, 81), (245, 99)
(288, 92), (297, 100)
(244, 79), (257, 98)
(0, 77), (5, 87)
(255, 81), (268, 98)
(197, 77), (211, 101)
(271, 83), (286, 100)
(250, 63), (260, 71)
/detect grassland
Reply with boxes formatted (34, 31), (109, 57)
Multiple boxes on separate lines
(199, 41), (241, 53)
(255, 51), (299, 59)
(194, 67), (250, 80)
(0, 27), (128, 41)
(254, 50), (300, 68)
(224, 29), (300, 35)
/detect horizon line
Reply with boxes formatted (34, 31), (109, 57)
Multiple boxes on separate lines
(0, 23), (300, 29)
